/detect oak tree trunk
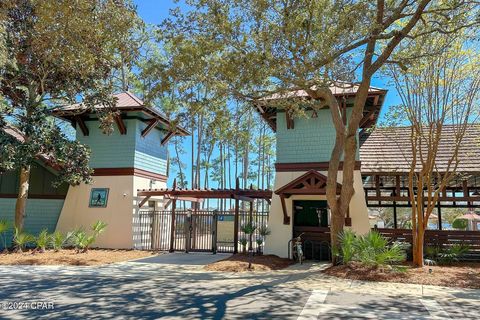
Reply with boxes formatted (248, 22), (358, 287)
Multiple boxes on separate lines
(15, 165), (31, 231)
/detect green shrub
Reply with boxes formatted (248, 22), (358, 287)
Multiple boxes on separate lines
(438, 244), (470, 264)
(13, 227), (35, 252)
(424, 244), (470, 265)
(35, 229), (52, 252)
(452, 218), (468, 230)
(0, 219), (11, 250)
(337, 230), (407, 268)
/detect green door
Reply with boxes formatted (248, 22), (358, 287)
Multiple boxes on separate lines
(293, 200), (329, 227)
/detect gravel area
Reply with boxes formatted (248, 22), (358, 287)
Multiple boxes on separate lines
(204, 254), (293, 272)
(0, 249), (157, 266)
(323, 262), (480, 289)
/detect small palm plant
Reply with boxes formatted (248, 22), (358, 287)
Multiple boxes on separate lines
(73, 221), (107, 253)
(13, 227), (35, 252)
(257, 225), (271, 254)
(240, 222), (256, 253)
(92, 220), (107, 236)
(35, 229), (52, 252)
(239, 237), (248, 254)
(0, 219), (11, 252)
(338, 230), (407, 269)
(338, 229), (357, 265)
(51, 231), (74, 252)
(72, 230), (94, 253)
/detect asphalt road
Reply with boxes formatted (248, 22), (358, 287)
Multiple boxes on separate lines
(0, 253), (477, 319)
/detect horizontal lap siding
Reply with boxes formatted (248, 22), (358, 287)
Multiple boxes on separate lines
(276, 108), (358, 163)
(77, 119), (136, 168)
(134, 121), (168, 176)
(0, 198), (64, 249)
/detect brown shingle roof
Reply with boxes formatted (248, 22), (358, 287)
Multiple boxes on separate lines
(53, 91), (189, 136)
(255, 82), (387, 132)
(359, 125), (480, 174)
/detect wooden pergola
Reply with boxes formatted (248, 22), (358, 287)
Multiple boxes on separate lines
(137, 178), (272, 253)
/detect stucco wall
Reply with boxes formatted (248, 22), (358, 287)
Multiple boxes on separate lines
(56, 175), (166, 249)
(0, 198), (65, 249)
(264, 170), (369, 258)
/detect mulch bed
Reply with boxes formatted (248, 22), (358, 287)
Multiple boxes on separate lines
(205, 254), (294, 272)
(323, 262), (480, 289)
(0, 249), (157, 266)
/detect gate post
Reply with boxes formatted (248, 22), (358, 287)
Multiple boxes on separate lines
(234, 178), (240, 254)
(185, 210), (192, 253)
(169, 199), (176, 252)
(212, 210), (218, 254)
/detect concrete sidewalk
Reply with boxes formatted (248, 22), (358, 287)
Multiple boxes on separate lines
(0, 258), (477, 319)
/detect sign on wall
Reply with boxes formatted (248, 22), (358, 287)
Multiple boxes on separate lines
(89, 188), (109, 208)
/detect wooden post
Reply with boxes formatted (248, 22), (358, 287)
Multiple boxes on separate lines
(169, 179), (177, 253)
(248, 200), (253, 252)
(212, 210), (218, 254)
(234, 178), (240, 254)
(393, 201), (398, 229)
(396, 175), (401, 198)
(169, 199), (176, 252)
(437, 201), (442, 230)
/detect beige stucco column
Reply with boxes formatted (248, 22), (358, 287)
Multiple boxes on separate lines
(264, 170), (369, 258)
(56, 175), (166, 249)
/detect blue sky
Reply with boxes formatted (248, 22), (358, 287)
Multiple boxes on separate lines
(133, 0), (401, 187)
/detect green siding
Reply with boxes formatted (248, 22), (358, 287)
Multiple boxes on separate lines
(0, 198), (64, 249)
(276, 108), (359, 163)
(77, 119), (137, 168)
(0, 162), (68, 196)
(78, 118), (168, 175)
(134, 121), (168, 175)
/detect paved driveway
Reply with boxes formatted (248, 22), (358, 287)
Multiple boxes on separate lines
(0, 253), (478, 319)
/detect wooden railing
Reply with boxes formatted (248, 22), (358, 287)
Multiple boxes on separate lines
(292, 226), (480, 260)
(376, 228), (480, 254)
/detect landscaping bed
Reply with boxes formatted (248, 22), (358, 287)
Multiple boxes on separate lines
(323, 262), (480, 289)
(205, 254), (293, 272)
(0, 249), (156, 266)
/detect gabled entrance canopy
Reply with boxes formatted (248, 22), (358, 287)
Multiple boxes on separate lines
(275, 170), (341, 224)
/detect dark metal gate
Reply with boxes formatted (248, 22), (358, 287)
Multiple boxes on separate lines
(135, 210), (269, 253)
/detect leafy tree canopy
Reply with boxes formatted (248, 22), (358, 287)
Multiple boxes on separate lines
(0, 0), (142, 186)
(158, 0), (479, 105)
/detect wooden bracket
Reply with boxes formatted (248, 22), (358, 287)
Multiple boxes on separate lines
(280, 195), (290, 224)
(141, 119), (159, 137)
(115, 115), (127, 135)
(161, 131), (175, 146)
(138, 195), (151, 208)
(75, 116), (89, 136)
(286, 112), (294, 129)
